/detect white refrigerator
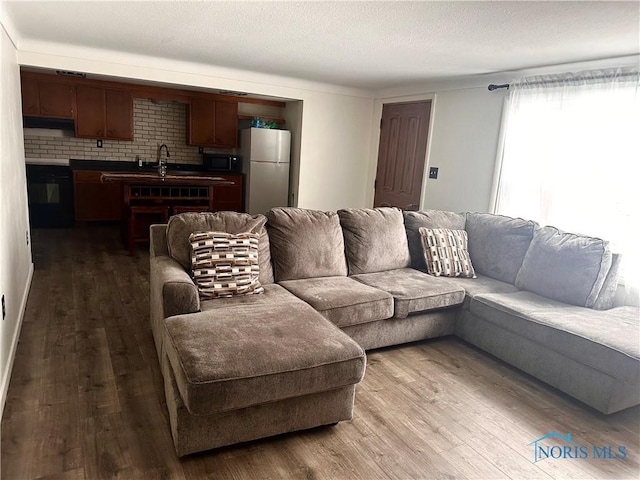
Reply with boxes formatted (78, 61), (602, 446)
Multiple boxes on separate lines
(240, 128), (291, 215)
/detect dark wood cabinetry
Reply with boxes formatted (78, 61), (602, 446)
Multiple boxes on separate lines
(21, 77), (75, 118)
(188, 98), (238, 147)
(105, 90), (133, 140)
(20, 71), (285, 146)
(73, 170), (123, 222)
(211, 175), (243, 211)
(75, 86), (133, 140)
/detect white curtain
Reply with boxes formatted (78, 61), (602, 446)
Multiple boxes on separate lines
(495, 67), (640, 304)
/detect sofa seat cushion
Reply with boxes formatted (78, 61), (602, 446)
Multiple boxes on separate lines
(469, 291), (640, 378)
(279, 276), (394, 328)
(163, 302), (366, 416)
(200, 283), (300, 312)
(266, 207), (348, 281)
(352, 268), (465, 319)
(440, 274), (519, 309)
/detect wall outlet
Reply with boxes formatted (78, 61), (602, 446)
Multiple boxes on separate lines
(26, 231), (29, 245)
(2, 295), (5, 320)
(429, 167), (439, 179)
(96, 140), (103, 148)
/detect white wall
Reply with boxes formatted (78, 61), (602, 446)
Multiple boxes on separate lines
(0, 22), (33, 416)
(282, 100), (303, 207)
(372, 55), (640, 214)
(366, 88), (505, 213)
(421, 87), (506, 212)
(367, 87), (505, 213)
(16, 45), (375, 211)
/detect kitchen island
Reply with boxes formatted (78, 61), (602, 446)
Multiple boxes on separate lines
(100, 171), (241, 213)
(70, 159), (243, 253)
(101, 170), (243, 254)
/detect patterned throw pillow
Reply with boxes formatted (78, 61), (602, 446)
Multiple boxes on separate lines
(419, 227), (477, 278)
(189, 231), (264, 298)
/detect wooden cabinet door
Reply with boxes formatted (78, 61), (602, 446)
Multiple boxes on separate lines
(188, 98), (215, 145)
(105, 89), (133, 140)
(38, 82), (75, 118)
(73, 170), (122, 221)
(21, 77), (40, 115)
(214, 101), (238, 147)
(75, 86), (106, 138)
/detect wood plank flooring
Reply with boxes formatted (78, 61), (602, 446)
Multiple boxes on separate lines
(2, 225), (639, 479)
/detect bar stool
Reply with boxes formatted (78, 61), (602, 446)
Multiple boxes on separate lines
(128, 205), (169, 255)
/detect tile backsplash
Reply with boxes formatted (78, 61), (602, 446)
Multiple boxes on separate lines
(23, 98), (234, 165)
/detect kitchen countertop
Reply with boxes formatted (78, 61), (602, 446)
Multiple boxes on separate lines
(69, 159), (222, 174)
(101, 172), (236, 186)
(26, 157), (70, 166)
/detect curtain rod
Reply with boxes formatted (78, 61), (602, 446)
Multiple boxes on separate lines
(488, 70), (639, 92)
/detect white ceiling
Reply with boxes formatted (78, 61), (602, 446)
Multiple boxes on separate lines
(3, 1), (639, 90)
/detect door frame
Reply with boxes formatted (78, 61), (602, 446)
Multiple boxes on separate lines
(367, 93), (436, 209)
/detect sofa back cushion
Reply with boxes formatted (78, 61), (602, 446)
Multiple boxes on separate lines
(266, 207), (347, 281)
(593, 253), (621, 310)
(166, 212), (274, 285)
(465, 213), (536, 284)
(515, 226), (613, 308)
(404, 210), (466, 270)
(338, 207), (411, 275)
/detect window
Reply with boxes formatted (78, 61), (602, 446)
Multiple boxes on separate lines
(494, 68), (640, 301)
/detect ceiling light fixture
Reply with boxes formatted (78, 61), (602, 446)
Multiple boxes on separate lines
(56, 70), (87, 78)
(218, 90), (249, 96)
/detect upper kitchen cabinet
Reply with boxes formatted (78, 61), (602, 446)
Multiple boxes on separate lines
(76, 86), (133, 140)
(21, 76), (75, 119)
(187, 98), (238, 148)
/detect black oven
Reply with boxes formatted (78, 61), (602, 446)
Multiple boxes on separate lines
(202, 154), (241, 173)
(26, 164), (74, 228)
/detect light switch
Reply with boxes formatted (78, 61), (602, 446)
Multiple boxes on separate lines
(429, 167), (439, 179)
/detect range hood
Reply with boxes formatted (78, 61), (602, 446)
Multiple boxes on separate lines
(23, 116), (75, 130)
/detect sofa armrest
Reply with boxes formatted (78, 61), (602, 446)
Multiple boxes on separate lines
(150, 224), (169, 257)
(151, 255), (200, 318)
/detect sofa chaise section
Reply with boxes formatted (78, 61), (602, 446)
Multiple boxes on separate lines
(457, 292), (639, 414)
(454, 221), (638, 413)
(150, 211), (367, 456)
(161, 302), (365, 456)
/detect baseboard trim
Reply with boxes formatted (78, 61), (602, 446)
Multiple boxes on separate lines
(0, 262), (34, 419)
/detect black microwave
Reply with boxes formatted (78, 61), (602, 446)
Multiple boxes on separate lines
(202, 154), (242, 173)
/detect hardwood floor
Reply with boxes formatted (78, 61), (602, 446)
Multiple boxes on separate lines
(2, 226), (639, 479)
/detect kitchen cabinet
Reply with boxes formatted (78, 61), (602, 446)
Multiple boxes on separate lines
(187, 98), (238, 147)
(211, 174), (243, 211)
(21, 77), (75, 118)
(73, 170), (123, 222)
(75, 86), (133, 140)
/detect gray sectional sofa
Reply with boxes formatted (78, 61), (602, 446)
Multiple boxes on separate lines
(149, 207), (640, 456)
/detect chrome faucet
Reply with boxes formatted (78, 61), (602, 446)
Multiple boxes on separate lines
(157, 143), (170, 178)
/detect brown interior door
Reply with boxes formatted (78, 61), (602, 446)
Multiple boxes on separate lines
(374, 101), (431, 211)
